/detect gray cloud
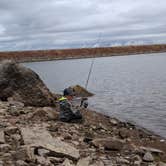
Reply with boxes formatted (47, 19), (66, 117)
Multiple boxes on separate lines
(0, 0), (166, 51)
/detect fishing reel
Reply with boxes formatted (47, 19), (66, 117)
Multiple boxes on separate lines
(80, 97), (88, 108)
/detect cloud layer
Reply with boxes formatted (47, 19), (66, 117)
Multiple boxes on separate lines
(0, 0), (166, 51)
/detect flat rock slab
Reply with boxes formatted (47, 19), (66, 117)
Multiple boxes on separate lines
(140, 146), (163, 154)
(21, 125), (80, 161)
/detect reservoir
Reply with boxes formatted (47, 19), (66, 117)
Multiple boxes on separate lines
(24, 52), (166, 138)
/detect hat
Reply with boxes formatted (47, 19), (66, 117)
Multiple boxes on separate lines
(63, 87), (75, 96)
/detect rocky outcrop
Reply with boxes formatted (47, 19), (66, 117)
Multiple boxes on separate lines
(0, 60), (56, 106)
(71, 85), (94, 97)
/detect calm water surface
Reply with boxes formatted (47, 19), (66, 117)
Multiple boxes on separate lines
(24, 53), (166, 138)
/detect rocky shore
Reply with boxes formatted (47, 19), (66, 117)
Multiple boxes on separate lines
(0, 61), (166, 166)
(0, 101), (166, 166)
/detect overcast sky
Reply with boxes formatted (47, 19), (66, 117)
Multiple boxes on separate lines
(0, 0), (166, 51)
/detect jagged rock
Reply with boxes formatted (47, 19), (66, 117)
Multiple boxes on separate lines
(30, 107), (58, 121)
(134, 160), (141, 166)
(0, 106), (7, 115)
(157, 162), (166, 166)
(15, 160), (29, 166)
(2, 160), (14, 166)
(119, 128), (131, 139)
(71, 85), (94, 97)
(37, 148), (50, 157)
(0, 60), (56, 106)
(36, 156), (53, 166)
(92, 138), (125, 151)
(143, 152), (154, 162)
(48, 157), (64, 164)
(140, 146), (163, 155)
(90, 160), (104, 166)
(0, 131), (5, 144)
(76, 157), (91, 166)
(62, 159), (74, 166)
(132, 155), (142, 162)
(4, 126), (19, 135)
(116, 157), (130, 164)
(0, 144), (11, 153)
(21, 126), (80, 161)
(8, 100), (24, 109)
(109, 118), (119, 126)
(0, 161), (3, 166)
(11, 146), (35, 162)
(63, 133), (72, 140)
(4, 127), (24, 149)
(7, 107), (26, 116)
(2, 153), (12, 161)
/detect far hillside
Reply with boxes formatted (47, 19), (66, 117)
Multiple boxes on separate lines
(0, 44), (166, 62)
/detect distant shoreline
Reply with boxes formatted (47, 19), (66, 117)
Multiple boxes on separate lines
(0, 44), (166, 62)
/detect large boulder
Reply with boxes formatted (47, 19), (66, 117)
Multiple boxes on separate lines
(0, 60), (55, 106)
(71, 85), (94, 97)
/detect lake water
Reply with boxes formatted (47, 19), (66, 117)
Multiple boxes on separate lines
(24, 52), (166, 138)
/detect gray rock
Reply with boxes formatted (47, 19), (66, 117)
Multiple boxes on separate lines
(109, 118), (119, 125)
(92, 137), (125, 151)
(0, 131), (5, 144)
(77, 157), (91, 166)
(140, 146), (163, 155)
(11, 146), (35, 161)
(15, 160), (28, 166)
(0, 144), (11, 153)
(143, 152), (154, 162)
(21, 126), (80, 161)
(157, 162), (166, 166)
(36, 156), (53, 166)
(119, 128), (131, 139)
(4, 126), (19, 135)
(30, 107), (58, 121)
(62, 159), (74, 166)
(8, 100), (24, 109)
(0, 60), (55, 106)
(37, 148), (50, 157)
(90, 160), (105, 166)
(2, 153), (12, 161)
(0, 161), (3, 166)
(48, 157), (64, 164)
(116, 157), (130, 164)
(134, 160), (141, 166)
(133, 155), (142, 162)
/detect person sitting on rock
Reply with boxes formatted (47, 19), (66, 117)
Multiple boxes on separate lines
(58, 88), (82, 122)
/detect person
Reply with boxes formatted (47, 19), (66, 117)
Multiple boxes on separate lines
(58, 88), (82, 122)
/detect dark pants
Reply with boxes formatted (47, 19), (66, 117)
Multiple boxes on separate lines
(60, 110), (82, 122)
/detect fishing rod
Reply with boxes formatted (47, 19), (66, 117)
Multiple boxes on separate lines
(85, 32), (101, 89)
(85, 58), (95, 89)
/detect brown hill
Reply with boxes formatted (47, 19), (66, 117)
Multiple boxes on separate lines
(0, 44), (166, 62)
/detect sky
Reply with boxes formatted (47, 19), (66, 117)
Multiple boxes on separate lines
(0, 0), (166, 51)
